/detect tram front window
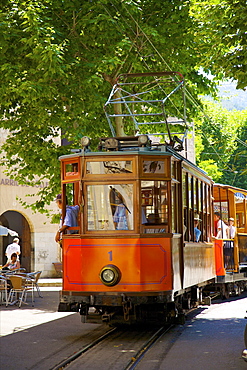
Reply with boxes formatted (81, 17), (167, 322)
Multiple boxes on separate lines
(87, 184), (134, 231)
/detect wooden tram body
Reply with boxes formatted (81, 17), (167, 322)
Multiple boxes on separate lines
(58, 137), (218, 324)
(212, 184), (247, 297)
(57, 72), (247, 323)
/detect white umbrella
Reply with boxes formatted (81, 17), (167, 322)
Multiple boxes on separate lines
(0, 225), (19, 237)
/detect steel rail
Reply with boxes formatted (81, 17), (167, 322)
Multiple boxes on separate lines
(50, 327), (117, 370)
(124, 324), (174, 370)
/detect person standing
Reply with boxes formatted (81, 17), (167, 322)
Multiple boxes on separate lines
(5, 238), (21, 263)
(55, 194), (79, 243)
(227, 217), (236, 240)
(214, 212), (228, 239)
(225, 217), (236, 269)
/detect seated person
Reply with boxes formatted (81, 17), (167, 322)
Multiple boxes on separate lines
(145, 213), (166, 233)
(2, 252), (20, 271)
(194, 214), (201, 242)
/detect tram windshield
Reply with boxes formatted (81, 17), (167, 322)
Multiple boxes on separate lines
(87, 183), (134, 231)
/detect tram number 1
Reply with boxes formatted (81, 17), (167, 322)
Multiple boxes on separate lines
(108, 251), (113, 261)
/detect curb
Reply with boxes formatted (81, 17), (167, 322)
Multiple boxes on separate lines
(38, 279), (62, 287)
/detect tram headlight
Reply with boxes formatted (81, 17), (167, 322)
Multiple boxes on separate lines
(138, 134), (149, 146)
(99, 265), (121, 286)
(104, 138), (119, 150)
(81, 136), (91, 148)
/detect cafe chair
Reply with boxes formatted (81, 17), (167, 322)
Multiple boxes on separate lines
(0, 276), (9, 306)
(8, 275), (34, 308)
(3, 268), (27, 277)
(27, 271), (43, 298)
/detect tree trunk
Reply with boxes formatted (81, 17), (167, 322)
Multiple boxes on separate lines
(103, 74), (126, 137)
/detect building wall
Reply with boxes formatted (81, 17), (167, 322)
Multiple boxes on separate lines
(0, 129), (61, 277)
(181, 130), (196, 164)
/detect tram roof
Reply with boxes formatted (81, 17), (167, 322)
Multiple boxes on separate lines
(214, 183), (247, 196)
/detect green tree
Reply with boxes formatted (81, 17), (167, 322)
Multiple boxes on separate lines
(1, 0), (246, 214)
(220, 122), (247, 189)
(0, 0), (217, 213)
(190, 0), (247, 90)
(195, 101), (247, 184)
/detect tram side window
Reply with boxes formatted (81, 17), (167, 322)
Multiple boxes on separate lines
(202, 183), (212, 242)
(63, 161), (79, 180)
(236, 200), (245, 228)
(87, 184), (133, 231)
(172, 182), (179, 233)
(64, 182), (79, 204)
(237, 212), (244, 228)
(62, 182), (80, 234)
(182, 172), (189, 241)
(65, 162), (78, 176)
(182, 171), (211, 242)
(141, 180), (168, 233)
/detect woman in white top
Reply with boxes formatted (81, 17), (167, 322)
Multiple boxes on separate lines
(214, 212), (228, 239)
(227, 217), (236, 239)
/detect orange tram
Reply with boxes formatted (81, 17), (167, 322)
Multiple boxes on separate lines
(58, 136), (247, 325)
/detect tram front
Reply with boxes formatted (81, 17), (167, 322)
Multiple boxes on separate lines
(58, 136), (180, 324)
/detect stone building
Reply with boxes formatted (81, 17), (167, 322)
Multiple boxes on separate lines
(0, 129), (60, 277)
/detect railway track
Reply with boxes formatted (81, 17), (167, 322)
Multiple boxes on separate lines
(50, 327), (117, 370)
(50, 324), (174, 370)
(124, 325), (173, 370)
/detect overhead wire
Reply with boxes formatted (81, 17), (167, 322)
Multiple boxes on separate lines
(103, 2), (186, 123)
(103, 1), (246, 176)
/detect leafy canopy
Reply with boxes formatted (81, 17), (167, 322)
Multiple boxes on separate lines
(0, 0), (246, 214)
(190, 0), (247, 89)
(195, 101), (247, 185)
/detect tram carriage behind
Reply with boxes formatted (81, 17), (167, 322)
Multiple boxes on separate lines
(212, 184), (247, 298)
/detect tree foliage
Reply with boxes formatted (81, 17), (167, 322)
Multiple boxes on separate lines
(220, 123), (247, 189)
(190, 0), (247, 89)
(0, 0), (246, 214)
(195, 101), (247, 185)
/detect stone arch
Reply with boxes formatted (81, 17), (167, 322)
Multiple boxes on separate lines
(0, 211), (32, 271)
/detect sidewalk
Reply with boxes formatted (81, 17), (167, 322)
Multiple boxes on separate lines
(38, 278), (62, 287)
(0, 289), (74, 337)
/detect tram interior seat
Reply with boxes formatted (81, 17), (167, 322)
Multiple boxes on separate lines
(144, 213), (166, 233)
